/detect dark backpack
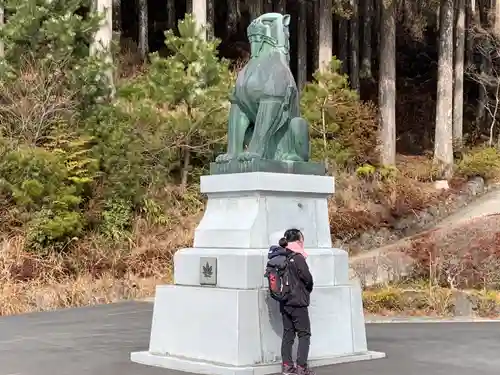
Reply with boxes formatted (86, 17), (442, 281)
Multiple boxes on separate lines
(264, 252), (296, 302)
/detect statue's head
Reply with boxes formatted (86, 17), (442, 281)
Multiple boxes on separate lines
(247, 13), (291, 59)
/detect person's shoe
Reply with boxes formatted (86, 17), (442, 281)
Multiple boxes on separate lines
(296, 365), (315, 375)
(281, 362), (297, 375)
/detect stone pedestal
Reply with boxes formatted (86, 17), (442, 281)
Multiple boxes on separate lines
(131, 172), (385, 375)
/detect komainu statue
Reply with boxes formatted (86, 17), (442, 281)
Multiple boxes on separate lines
(215, 13), (310, 164)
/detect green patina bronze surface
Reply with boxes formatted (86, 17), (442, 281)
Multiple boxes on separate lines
(213, 12), (325, 176)
(210, 159), (326, 175)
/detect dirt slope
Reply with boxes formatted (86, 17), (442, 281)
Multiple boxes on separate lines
(350, 189), (500, 286)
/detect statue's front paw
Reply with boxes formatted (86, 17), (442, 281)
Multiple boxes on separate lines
(237, 152), (260, 162)
(280, 153), (303, 162)
(215, 154), (235, 163)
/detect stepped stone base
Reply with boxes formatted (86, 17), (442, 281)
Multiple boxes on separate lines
(131, 284), (385, 375)
(130, 172), (385, 374)
(132, 350), (383, 375)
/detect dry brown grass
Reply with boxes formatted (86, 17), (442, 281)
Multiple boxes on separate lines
(115, 38), (148, 81)
(0, 211), (199, 316)
(356, 213), (500, 291)
(359, 216), (500, 317)
(396, 154), (438, 181)
(405, 214), (500, 289)
(362, 284), (500, 317)
(0, 270), (158, 316)
(362, 285), (452, 317)
(329, 155), (464, 245)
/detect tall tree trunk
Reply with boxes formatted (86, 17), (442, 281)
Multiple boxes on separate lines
(167, 0), (176, 30)
(193, 0), (207, 39)
(453, 0), (466, 148)
(297, 0), (308, 91)
(227, 0), (239, 35)
(434, 0), (455, 179)
(138, 0), (148, 60)
(92, 0), (114, 95)
(264, 0), (273, 13)
(0, 6), (4, 58)
(181, 146), (191, 189)
(207, 0), (214, 36)
(338, 17), (349, 74)
(465, 0), (476, 67)
(379, 0), (396, 166)
(310, 0), (320, 73)
(477, 58), (489, 124)
(112, 0), (121, 43)
(318, 0), (333, 71)
(350, 0), (360, 91)
(436, 4), (441, 31)
(275, 0), (286, 13)
(477, 0), (489, 125)
(374, 0), (381, 56)
(495, 0), (500, 36)
(248, 0), (263, 20)
(360, 0), (373, 79)
(402, 0), (410, 26)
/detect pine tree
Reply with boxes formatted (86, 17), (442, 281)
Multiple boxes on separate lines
(117, 15), (233, 187)
(0, 0), (111, 250)
(300, 58), (378, 170)
(0, 0), (112, 103)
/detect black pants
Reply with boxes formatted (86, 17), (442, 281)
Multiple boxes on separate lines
(280, 305), (311, 367)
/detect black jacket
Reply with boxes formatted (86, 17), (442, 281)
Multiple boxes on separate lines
(268, 246), (314, 307)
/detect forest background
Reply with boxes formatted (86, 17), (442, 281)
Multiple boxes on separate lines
(1, 0), (500, 316)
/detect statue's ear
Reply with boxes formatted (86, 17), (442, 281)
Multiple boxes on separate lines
(283, 14), (291, 26)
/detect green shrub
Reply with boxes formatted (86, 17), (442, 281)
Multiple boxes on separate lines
(100, 197), (133, 242)
(0, 0), (112, 108)
(301, 57), (379, 170)
(0, 147), (71, 207)
(456, 146), (500, 181)
(85, 105), (150, 204)
(27, 209), (84, 253)
(363, 287), (404, 313)
(355, 164), (377, 179)
(356, 164), (398, 182)
(0, 145), (90, 250)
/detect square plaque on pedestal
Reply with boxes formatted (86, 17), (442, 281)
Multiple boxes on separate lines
(200, 257), (217, 286)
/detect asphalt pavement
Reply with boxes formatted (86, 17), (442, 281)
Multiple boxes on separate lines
(1, 301), (499, 375)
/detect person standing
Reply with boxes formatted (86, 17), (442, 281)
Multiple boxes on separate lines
(266, 229), (314, 375)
